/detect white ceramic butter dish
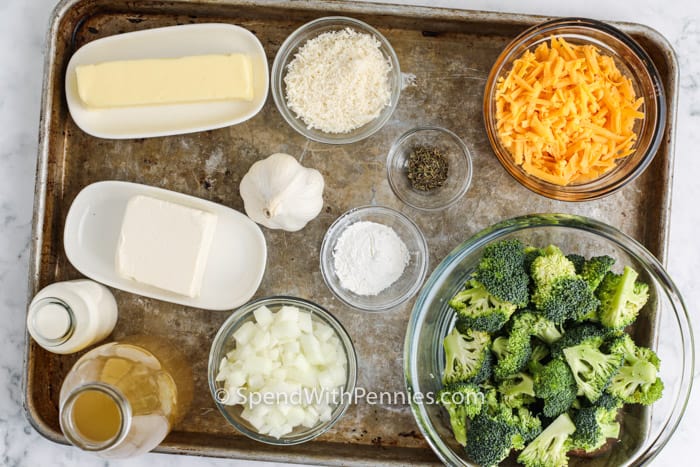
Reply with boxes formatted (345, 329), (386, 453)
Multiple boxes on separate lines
(65, 23), (269, 139)
(64, 181), (267, 310)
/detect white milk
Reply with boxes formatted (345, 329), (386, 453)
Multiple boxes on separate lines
(27, 279), (118, 354)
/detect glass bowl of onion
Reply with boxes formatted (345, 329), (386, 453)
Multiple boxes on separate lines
(208, 296), (357, 445)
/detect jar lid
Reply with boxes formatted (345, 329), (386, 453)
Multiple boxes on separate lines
(29, 298), (74, 344)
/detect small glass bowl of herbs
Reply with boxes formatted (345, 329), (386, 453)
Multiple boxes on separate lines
(386, 126), (472, 211)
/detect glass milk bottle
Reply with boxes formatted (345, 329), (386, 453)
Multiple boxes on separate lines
(59, 336), (193, 458)
(27, 279), (118, 354)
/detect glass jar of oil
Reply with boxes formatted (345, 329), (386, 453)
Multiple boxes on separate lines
(58, 335), (193, 458)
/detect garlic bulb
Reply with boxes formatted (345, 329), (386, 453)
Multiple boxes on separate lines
(240, 153), (324, 232)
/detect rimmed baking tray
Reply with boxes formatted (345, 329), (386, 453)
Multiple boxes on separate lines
(25, 0), (677, 465)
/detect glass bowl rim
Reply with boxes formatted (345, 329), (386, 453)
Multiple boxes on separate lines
(404, 213), (694, 465)
(270, 15), (402, 145)
(386, 126), (474, 212)
(482, 17), (667, 201)
(207, 295), (358, 445)
(319, 205), (429, 312)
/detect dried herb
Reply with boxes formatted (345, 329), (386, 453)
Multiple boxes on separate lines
(406, 146), (449, 191)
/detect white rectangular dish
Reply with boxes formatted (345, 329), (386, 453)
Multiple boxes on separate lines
(65, 23), (269, 139)
(63, 181), (267, 310)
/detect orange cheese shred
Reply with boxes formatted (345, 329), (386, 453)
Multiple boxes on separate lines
(495, 37), (644, 186)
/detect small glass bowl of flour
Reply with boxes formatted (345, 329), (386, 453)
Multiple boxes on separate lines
(320, 206), (428, 312)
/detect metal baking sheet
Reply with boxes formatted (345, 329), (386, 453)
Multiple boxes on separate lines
(24, 0), (678, 465)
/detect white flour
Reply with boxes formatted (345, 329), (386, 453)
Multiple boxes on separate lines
(332, 221), (409, 296)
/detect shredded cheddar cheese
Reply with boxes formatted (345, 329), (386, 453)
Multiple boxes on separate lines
(495, 37), (644, 186)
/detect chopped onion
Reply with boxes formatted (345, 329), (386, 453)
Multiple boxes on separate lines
(216, 305), (348, 438)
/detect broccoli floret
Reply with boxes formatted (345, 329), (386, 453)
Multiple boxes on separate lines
(473, 239), (530, 307)
(607, 334), (663, 405)
(528, 343), (550, 374)
(580, 255), (615, 292)
(437, 383), (483, 446)
(550, 323), (607, 358)
(532, 318), (564, 344)
(492, 333), (532, 381)
(563, 343), (623, 403)
(573, 255), (616, 321)
(511, 406), (543, 444)
(530, 245), (576, 290)
(566, 254), (586, 274)
(450, 279), (517, 333)
(533, 358), (578, 417)
(596, 391), (624, 411)
(481, 386), (503, 416)
(466, 392), (541, 463)
(498, 372), (536, 408)
(534, 277), (600, 324)
(465, 412), (520, 467)
(575, 306), (600, 323)
(596, 266), (650, 329)
(490, 311), (561, 380)
(611, 367), (663, 405)
(497, 405), (544, 449)
(474, 350), (494, 385)
(512, 311), (563, 344)
(571, 393), (622, 452)
(442, 328), (492, 385)
(517, 413), (576, 467)
(524, 246), (545, 275)
(608, 334), (661, 369)
(530, 247), (599, 323)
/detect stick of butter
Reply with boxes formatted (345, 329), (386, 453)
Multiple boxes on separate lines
(115, 195), (217, 297)
(76, 54), (254, 108)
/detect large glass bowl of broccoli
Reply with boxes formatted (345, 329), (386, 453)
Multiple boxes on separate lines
(404, 214), (693, 467)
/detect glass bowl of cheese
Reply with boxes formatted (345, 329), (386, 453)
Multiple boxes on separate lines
(271, 16), (401, 145)
(483, 18), (666, 201)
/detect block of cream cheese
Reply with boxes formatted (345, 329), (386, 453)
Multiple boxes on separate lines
(115, 195), (217, 297)
(76, 53), (254, 108)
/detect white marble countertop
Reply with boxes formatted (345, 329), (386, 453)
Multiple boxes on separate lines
(1, 0), (697, 466)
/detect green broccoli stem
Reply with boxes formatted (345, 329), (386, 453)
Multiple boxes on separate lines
(633, 360), (659, 382)
(563, 344), (622, 403)
(445, 405), (467, 446)
(610, 266), (638, 313)
(536, 324), (563, 345)
(518, 413), (576, 467)
(602, 421), (621, 440)
(612, 360), (658, 398)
